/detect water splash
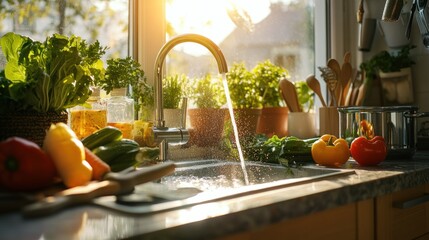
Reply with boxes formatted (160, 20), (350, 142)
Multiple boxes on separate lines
(222, 75), (250, 185)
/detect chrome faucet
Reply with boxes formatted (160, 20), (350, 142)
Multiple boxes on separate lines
(152, 33), (228, 161)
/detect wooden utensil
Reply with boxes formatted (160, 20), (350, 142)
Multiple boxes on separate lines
(279, 78), (301, 112)
(306, 74), (327, 107)
(22, 162), (176, 218)
(327, 59), (342, 105)
(340, 62), (352, 106)
(344, 68), (358, 106)
(318, 66), (338, 107)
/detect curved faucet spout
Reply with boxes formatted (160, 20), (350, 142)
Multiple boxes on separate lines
(154, 34), (228, 128)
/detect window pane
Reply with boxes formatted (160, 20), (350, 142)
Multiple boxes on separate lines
(0, 0), (129, 67)
(166, 0), (315, 81)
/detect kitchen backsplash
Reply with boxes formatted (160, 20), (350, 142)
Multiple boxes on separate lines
(362, 0), (429, 113)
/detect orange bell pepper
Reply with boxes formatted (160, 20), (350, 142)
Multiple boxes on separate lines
(311, 134), (350, 167)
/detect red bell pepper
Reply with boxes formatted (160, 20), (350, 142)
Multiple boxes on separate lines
(0, 137), (57, 191)
(350, 136), (387, 166)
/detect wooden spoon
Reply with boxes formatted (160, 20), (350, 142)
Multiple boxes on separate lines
(279, 78), (301, 112)
(327, 59), (342, 106)
(340, 62), (352, 106)
(306, 74), (327, 107)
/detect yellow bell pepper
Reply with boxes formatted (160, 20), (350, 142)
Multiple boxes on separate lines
(311, 134), (350, 167)
(43, 122), (92, 188)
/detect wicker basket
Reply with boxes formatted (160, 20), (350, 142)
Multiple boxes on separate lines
(0, 111), (68, 146)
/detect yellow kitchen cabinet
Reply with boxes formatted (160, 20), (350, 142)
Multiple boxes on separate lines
(376, 184), (429, 240)
(220, 199), (374, 240)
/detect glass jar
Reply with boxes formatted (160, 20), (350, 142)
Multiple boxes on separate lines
(107, 88), (134, 139)
(70, 87), (107, 139)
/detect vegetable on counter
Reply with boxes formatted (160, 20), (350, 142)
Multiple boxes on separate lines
(43, 123), (92, 188)
(350, 136), (387, 166)
(0, 137), (57, 191)
(83, 127), (161, 172)
(311, 134), (350, 167)
(0, 32), (106, 113)
(84, 147), (111, 181)
(244, 135), (318, 164)
(81, 126), (123, 150)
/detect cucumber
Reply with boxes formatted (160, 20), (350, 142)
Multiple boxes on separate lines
(109, 148), (140, 172)
(92, 138), (139, 164)
(81, 126), (123, 150)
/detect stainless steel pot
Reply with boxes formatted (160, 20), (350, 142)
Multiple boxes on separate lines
(338, 106), (429, 159)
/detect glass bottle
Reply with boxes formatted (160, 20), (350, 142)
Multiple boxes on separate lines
(107, 87), (135, 139)
(70, 87), (107, 139)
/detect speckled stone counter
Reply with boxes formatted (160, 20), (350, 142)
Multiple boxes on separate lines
(1, 153), (429, 240)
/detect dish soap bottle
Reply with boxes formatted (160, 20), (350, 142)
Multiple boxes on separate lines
(106, 87), (134, 138)
(69, 87), (107, 139)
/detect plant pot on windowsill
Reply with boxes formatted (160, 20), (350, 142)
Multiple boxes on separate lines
(188, 108), (227, 147)
(256, 107), (288, 137)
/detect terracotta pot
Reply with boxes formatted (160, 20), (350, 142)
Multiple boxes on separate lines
(229, 108), (262, 139)
(0, 111), (68, 146)
(256, 107), (289, 137)
(188, 108), (227, 147)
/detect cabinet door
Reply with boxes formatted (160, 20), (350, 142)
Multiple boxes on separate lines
(221, 200), (374, 240)
(376, 184), (429, 240)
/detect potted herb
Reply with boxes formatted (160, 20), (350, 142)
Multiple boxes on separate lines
(0, 32), (106, 145)
(100, 56), (149, 138)
(252, 60), (289, 137)
(360, 45), (416, 105)
(226, 62), (262, 139)
(163, 74), (187, 127)
(188, 74), (227, 147)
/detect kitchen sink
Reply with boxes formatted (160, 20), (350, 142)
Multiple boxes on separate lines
(162, 159), (354, 192)
(94, 159), (355, 215)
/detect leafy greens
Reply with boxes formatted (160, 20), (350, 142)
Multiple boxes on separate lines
(0, 32), (106, 113)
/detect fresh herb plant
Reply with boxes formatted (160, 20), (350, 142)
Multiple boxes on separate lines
(0, 32), (106, 113)
(360, 45), (416, 84)
(101, 56), (151, 114)
(226, 62), (262, 109)
(252, 60), (288, 107)
(163, 74), (187, 109)
(191, 74), (225, 109)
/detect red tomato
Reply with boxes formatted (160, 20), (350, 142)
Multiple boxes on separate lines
(350, 136), (387, 166)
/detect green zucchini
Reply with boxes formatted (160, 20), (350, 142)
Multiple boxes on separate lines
(92, 138), (139, 164)
(109, 148), (140, 172)
(81, 126), (123, 150)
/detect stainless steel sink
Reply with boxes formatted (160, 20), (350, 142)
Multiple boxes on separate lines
(94, 160), (355, 214)
(161, 160), (354, 192)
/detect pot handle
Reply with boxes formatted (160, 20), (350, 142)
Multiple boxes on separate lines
(404, 112), (429, 118)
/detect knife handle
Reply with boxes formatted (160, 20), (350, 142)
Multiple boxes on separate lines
(104, 162), (176, 193)
(22, 181), (120, 218)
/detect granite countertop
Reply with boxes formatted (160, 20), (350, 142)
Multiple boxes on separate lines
(1, 153), (429, 240)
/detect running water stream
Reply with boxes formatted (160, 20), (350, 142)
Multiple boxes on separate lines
(222, 75), (250, 185)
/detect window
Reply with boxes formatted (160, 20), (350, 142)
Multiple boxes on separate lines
(0, 0), (129, 68)
(0, 0), (328, 104)
(164, 0), (317, 82)
(131, 0), (329, 104)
